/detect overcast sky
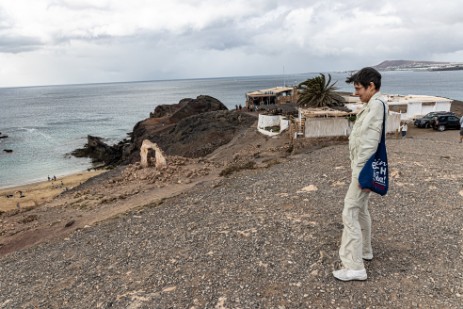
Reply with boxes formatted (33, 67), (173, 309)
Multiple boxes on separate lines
(1, 0), (462, 87)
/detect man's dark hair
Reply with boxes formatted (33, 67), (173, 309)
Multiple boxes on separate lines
(346, 67), (381, 90)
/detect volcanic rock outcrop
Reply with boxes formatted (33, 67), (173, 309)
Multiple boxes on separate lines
(71, 135), (124, 165)
(72, 95), (257, 166)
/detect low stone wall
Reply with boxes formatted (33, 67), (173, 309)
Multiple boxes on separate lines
(303, 113), (401, 138)
(257, 114), (290, 137)
(304, 117), (353, 137)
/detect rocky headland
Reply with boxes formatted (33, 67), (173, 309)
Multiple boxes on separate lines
(373, 60), (463, 71)
(71, 95), (256, 166)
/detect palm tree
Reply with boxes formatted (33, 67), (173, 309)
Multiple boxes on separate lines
(297, 73), (344, 108)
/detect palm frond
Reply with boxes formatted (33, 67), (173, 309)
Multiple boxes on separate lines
(297, 73), (344, 108)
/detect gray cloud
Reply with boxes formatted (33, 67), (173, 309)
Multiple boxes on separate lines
(1, 0), (463, 87)
(47, 0), (111, 11)
(0, 35), (43, 53)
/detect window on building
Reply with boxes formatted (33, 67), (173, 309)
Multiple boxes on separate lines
(389, 104), (408, 113)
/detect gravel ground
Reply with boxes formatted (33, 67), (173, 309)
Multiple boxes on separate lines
(1, 128), (462, 308)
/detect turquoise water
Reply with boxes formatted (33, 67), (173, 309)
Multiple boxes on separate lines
(1, 71), (463, 188)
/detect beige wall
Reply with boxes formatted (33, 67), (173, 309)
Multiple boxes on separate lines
(303, 113), (401, 138)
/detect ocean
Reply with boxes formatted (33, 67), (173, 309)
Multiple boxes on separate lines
(1, 70), (463, 188)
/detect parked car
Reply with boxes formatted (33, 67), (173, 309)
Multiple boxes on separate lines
(431, 114), (461, 131)
(414, 111), (456, 128)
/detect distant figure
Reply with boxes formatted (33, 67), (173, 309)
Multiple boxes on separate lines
(235, 104), (238, 110)
(238, 104), (242, 111)
(48, 175), (51, 181)
(53, 175), (57, 181)
(400, 122), (408, 138)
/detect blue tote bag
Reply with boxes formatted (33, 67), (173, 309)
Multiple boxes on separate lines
(358, 101), (389, 196)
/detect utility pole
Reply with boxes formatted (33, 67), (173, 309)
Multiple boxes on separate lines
(283, 65), (286, 87)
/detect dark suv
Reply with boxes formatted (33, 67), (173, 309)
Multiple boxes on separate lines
(431, 114), (461, 131)
(414, 111), (455, 128)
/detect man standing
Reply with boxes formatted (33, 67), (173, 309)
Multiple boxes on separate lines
(333, 67), (388, 281)
(400, 122), (408, 138)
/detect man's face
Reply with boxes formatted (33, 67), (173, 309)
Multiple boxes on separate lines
(354, 82), (376, 103)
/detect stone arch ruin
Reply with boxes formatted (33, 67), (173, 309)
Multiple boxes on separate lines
(140, 139), (167, 168)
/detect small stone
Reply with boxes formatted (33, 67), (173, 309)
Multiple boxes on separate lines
(162, 286), (176, 293)
(297, 185), (318, 193)
(64, 220), (75, 228)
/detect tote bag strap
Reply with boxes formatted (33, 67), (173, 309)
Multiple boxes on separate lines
(377, 99), (386, 143)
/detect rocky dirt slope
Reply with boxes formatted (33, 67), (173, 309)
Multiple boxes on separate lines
(1, 127), (462, 308)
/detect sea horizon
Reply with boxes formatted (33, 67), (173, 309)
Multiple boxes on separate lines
(0, 71), (317, 91)
(1, 70), (463, 189)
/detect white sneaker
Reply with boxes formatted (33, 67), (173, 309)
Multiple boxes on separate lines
(333, 268), (367, 281)
(363, 253), (373, 261)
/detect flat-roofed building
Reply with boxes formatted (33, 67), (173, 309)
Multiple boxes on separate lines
(341, 94), (453, 121)
(245, 86), (297, 109)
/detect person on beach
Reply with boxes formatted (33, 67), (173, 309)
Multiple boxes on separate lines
(400, 122), (408, 138)
(333, 67), (388, 282)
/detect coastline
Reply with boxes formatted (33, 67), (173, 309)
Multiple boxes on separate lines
(0, 169), (105, 212)
(2, 72), (463, 192)
(0, 166), (94, 190)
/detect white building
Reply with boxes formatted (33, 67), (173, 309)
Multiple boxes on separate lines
(344, 94), (453, 121)
(387, 94), (452, 120)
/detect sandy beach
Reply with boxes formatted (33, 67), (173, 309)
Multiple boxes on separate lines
(0, 170), (105, 212)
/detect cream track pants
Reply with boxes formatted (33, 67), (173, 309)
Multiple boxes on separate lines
(339, 176), (373, 270)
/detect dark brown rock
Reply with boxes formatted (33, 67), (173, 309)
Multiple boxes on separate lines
(149, 100), (185, 118)
(71, 135), (125, 165)
(127, 110), (256, 161)
(71, 95), (235, 166)
(64, 220), (75, 228)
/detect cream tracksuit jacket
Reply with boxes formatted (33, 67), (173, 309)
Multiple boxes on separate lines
(340, 92), (388, 270)
(349, 92), (388, 178)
